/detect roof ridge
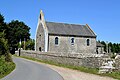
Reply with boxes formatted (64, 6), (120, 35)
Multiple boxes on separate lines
(46, 21), (85, 26)
(85, 24), (96, 37)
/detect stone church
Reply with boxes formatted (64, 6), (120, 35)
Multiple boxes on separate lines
(35, 10), (97, 54)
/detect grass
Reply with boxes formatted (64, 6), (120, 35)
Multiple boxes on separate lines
(15, 55), (120, 80)
(101, 72), (120, 80)
(0, 56), (16, 79)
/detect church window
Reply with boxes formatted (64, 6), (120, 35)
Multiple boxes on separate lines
(87, 39), (90, 46)
(71, 38), (74, 45)
(55, 37), (58, 45)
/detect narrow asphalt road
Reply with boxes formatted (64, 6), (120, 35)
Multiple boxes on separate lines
(1, 57), (64, 80)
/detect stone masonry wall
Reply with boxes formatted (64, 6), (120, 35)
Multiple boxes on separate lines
(48, 35), (96, 54)
(36, 23), (45, 51)
(16, 50), (103, 68)
(115, 55), (120, 71)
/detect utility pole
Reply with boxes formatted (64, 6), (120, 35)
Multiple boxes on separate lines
(106, 41), (108, 53)
(19, 39), (21, 56)
(24, 38), (26, 50)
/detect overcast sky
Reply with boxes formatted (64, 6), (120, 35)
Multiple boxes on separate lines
(0, 0), (120, 43)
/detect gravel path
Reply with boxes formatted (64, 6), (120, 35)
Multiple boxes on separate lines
(46, 64), (117, 80)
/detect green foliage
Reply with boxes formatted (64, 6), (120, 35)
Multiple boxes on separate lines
(18, 39), (35, 50)
(0, 14), (15, 78)
(0, 13), (10, 57)
(99, 40), (120, 54)
(0, 32), (9, 55)
(0, 14), (4, 23)
(7, 20), (31, 49)
(100, 72), (120, 80)
(0, 13), (31, 52)
(25, 39), (35, 50)
(0, 32), (12, 62)
(0, 14), (7, 35)
(100, 41), (107, 52)
(109, 43), (120, 53)
(0, 56), (15, 79)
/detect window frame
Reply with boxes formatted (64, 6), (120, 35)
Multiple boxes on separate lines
(55, 37), (59, 45)
(71, 37), (74, 45)
(87, 39), (90, 46)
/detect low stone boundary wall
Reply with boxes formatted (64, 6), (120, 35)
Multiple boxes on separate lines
(16, 50), (103, 68)
(115, 55), (120, 71)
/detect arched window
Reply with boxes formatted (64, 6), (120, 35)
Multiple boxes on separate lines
(87, 39), (90, 46)
(71, 38), (74, 45)
(55, 37), (58, 45)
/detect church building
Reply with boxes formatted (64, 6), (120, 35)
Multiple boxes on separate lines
(35, 10), (97, 54)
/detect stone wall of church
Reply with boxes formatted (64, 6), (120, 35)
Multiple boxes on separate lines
(48, 35), (96, 54)
(36, 23), (45, 51)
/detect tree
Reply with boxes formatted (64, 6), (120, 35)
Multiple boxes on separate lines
(101, 41), (107, 52)
(7, 20), (31, 49)
(0, 32), (6, 55)
(108, 42), (113, 53)
(25, 39), (35, 50)
(0, 32), (12, 62)
(0, 14), (9, 56)
(19, 39), (35, 50)
(0, 14), (7, 36)
(118, 44), (120, 53)
(0, 14), (4, 23)
(0, 13), (31, 52)
(116, 43), (119, 53)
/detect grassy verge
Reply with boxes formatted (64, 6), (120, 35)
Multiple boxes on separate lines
(0, 56), (16, 79)
(101, 72), (120, 80)
(15, 55), (120, 80)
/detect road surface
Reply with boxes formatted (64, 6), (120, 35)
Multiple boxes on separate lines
(1, 57), (64, 80)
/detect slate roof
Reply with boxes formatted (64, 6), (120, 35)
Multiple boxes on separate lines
(46, 22), (96, 37)
(96, 42), (104, 47)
